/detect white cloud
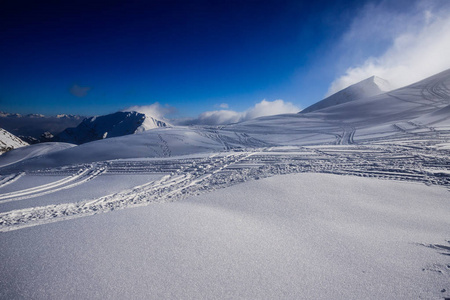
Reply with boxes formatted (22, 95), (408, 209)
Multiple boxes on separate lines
(194, 110), (242, 125)
(178, 99), (300, 125)
(69, 84), (91, 97)
(219, 103), (229, 109)
(245, 99), (299, 120)
(328, 0), (450, 95)
(123, 103), (175, 120)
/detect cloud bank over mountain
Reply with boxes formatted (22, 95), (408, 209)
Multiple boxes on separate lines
(176, 99), (300, 125)
(122, 103), (176, 120)
(328, 0), (450, 95)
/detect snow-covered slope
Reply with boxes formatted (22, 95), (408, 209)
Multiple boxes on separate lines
(301, 76), (391, 113)
(0, 128), (28, 154)
(228, 68), (450, 144)
(411, 103), (450, 129)
(56, 111), (169, 144)
(0, 142), (75, 168)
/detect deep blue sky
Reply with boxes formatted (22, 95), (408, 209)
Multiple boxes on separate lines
(1, 0), (386, 117)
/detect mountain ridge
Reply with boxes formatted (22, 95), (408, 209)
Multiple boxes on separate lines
(56, 111), (170, 144)
(301, 75), (392, 114)
(0, 112), (83, 143)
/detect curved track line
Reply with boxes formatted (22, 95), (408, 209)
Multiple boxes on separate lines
(0, 169), (90, 200)
(0, 167), (106, 203)
(0, 173), (24, 189)
(336, 126), (356, 145)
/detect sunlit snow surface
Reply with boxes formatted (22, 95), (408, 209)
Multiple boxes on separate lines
(0, 69), (449, 299)
(0, 174), (449, 299)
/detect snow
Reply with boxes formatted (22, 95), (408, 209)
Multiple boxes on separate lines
(0, 173), (164, 212)
(139, 113), (172, 131)
(301, 75), (391, 113)
(2, 68), (447, 171)
(56, 111), (169, 144)
(0, 69), (449, 299)
(0, 142), (74, 168)
(0, 128), (28, 154)
(0, 174), (448, 299)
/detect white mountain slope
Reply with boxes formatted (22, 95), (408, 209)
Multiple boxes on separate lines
(0, 128), (28, 154)
(56, 111), (170, 144)
(0, 70), (449, 299)
(225, 68), (450, 145)
(309, 69), (450, 123)
(301, 75), (392, 113)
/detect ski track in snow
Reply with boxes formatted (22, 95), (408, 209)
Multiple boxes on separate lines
(336, 125), (356, 145)
(0, 166), (106, 203)
(0, 173), (24, 189)
(0, 130), (449, 232)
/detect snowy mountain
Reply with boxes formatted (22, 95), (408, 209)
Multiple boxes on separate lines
(305, 69), (450, 125)
(222, 69), (450, 147)
(1, 70), (450, 300)
(0, 128), (28, 154)
(56, 111), (170, 144)
(301, 75), (391, 113)
(2, 68), (448, 170)
(0, 112), (83, 143)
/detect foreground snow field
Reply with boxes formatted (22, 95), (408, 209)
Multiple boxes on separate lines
(0, 174), (449, 299)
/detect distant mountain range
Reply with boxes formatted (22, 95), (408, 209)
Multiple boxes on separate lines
(0, 109), (171, 146)
(0, 112), (83, 143)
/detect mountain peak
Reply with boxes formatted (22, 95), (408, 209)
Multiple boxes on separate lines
(370, 76), (391, 91)
(56, 111), (170, 144)
(301, 75), (392, 114)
